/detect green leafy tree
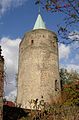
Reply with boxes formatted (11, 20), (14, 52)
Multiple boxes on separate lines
(59, 68), (70, 89)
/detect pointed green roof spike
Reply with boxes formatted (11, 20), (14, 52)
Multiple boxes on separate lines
(33, 14), (46, 30)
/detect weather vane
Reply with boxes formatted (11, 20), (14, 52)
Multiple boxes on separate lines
(38, 0), (40, 13)
(35, 0), (41, 13)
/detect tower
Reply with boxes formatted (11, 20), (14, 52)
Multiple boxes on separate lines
(17, 14), (61, 109)
(0, 46), (4, 119)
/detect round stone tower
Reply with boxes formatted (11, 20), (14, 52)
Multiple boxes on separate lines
(17, 14), (61, 109)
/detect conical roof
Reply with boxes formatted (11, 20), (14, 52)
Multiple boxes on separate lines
(33, 14), (46, 30)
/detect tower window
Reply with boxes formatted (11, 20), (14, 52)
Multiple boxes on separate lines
(43, 35), (44, 38)
(31, 40), (34, 45)
(55, 80), (58, 91)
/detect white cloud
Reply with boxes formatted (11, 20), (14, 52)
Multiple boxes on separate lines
(0, 37), (21, 100)
(5, 89), (17, 102)
(59, 43), (70, 60)
(59, 41), (79, 74)
(0, 0), (27, 16)
(66, 64), (79, 73)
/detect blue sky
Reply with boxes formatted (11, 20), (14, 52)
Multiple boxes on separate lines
(0, 0), (65, 38)
(0, 0), (79, 101)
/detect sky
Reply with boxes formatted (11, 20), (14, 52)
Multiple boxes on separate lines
(0, 0), (79, 101)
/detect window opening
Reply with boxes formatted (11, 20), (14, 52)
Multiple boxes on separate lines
(31, 40), (34, 44)
(55, 80), (58, 91)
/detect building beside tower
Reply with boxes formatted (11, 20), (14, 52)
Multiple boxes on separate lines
(17, 14), (61, 109)
(0, 46), (4, 119)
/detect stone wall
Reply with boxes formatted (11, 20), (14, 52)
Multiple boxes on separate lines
(0, 46), (4, 120)
(17, 29), (61, 109)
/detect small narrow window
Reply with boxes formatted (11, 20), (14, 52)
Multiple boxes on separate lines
(31, 40), (34, 45)
(41, 96), (43, 99)
(55, 80), (58, 91)
(43, 35), (44, 38)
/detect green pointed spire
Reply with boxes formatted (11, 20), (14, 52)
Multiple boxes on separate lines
(33, 14), (46, 30)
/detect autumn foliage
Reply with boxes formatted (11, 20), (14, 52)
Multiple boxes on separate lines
(60, 68), (79, 106)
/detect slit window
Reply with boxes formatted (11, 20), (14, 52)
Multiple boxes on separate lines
(31, 40), (34, 45)
(55, 80), (58, 91)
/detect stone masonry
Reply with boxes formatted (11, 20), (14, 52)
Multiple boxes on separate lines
(17, 29), (61, 109)
(0, 46), (4, 120)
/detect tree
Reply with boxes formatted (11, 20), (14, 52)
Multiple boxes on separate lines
(59, 68), (79, 105)
(60, 68), (79, 87)
(63, 80), (79, 106)
(35, 0), (79, 45)
(59, 68), (70, 89)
